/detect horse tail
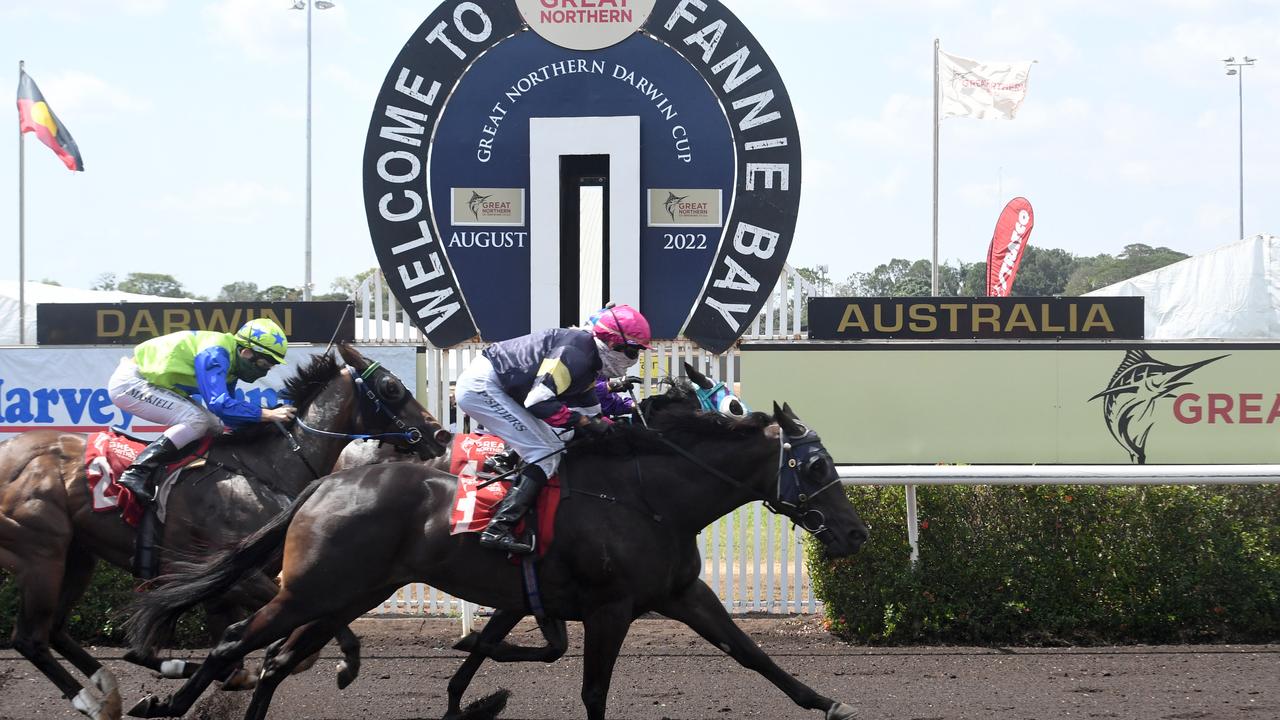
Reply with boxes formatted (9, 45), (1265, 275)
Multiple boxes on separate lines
(126, 478), (326, 654)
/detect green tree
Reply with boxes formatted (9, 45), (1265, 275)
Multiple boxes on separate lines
(1007, 246), (1077, 296)
(117, 272), (187, 298)
(259, 285), (303, 302)
(1065, 244), (1188, 295)
(92, 273), (117, 291)
(844, 259), (967, 297)
(216, 281), (261, 301)
(328, 268), (380, 299)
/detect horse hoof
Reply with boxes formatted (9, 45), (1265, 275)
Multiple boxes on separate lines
(125, 695), (165, 718)
(336, 661), (358, 690)
(826, 701), (859, 720)
(220, 667), (258, 692)
(452, 632), (479, 653)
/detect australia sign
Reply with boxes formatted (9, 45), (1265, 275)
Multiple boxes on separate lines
(363, 0), (802, 352)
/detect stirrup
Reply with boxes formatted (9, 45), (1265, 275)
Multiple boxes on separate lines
(478, 530), (535, 555)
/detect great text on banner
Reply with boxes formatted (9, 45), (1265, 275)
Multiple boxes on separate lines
(807, 297), (1144, 341)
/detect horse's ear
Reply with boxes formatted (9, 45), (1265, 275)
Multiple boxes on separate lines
(782, 402), (800, 421)
(336, 343), (362, 368)
(683, 361), (713, 389)
(773, 401), (801, 436)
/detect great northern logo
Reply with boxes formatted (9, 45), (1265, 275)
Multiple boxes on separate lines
(1089, 350), (1226, 464)
(647, 188), (722, 227)
(450, 188), (525, 227)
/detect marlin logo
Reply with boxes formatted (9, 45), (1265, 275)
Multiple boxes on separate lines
(664, 192), (688, 223)
(467, 191), (492, 222)
(1089, 350), (1226, 464)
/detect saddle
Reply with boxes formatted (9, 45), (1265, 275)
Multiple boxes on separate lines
(85, 429), (210, 527)
(447, 433), (561, 558)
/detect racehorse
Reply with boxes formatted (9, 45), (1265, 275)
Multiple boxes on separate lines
(125, 398), (869, 720)
(0, 343), (451, 720)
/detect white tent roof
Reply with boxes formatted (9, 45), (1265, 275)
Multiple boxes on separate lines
(0, 281), (191, 345)
(1085, 234), (1280, 339)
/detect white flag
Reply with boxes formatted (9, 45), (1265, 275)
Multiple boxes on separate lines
(938, 49), (1033, 120)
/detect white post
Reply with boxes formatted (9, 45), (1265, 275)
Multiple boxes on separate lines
(18, 60), (26, 345)
(931, 39), (940, 296)
(304, 0), (313, 300)
(905, 483), (920, 567)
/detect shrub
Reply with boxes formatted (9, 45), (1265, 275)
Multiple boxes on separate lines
(1, 564), (208, 647)
(811, 485), (1280, 645)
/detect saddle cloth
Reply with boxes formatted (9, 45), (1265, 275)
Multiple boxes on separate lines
(85, 429), (208, 527)
(448, 433), (560, 558)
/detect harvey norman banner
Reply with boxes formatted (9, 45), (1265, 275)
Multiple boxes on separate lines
(36, 302), (355, 345)
(741, 341), (1280, 465)
(363, 0), (801, 351)
(0, 345), (417, 436)
(808, 297), (1144, 341)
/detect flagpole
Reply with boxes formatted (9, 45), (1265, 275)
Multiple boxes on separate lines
(17, 60), (26, 345)
(931, 39), (940, 296)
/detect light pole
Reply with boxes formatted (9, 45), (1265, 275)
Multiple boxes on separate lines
(292, 0), (335, 300)
(1222, 55), (1255, 242)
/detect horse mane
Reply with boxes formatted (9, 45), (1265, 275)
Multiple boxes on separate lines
(571, 404), (773, 460)
(211, 350), (342, 447)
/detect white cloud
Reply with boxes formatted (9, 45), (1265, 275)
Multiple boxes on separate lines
(203, 0), (348, 64)
(158, 182), (293, 222)
(35, 71), (153, 118)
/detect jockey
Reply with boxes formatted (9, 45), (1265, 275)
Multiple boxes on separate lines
(455, 303), (651, 554)
(106, 318), (299, 505)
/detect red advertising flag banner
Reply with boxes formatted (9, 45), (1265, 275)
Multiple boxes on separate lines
(986, 197), (1034, 296)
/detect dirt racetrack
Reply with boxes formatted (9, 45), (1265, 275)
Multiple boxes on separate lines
(1, 616), (1276, 720)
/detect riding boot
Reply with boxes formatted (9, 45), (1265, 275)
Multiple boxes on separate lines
(116, 436), (185, 504)
(479, 464), (548, 554)
(134, 506), (159, 580)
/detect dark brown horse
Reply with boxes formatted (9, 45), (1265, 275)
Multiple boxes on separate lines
(126, 400), (868, 720)
(0, 343), (450, 720)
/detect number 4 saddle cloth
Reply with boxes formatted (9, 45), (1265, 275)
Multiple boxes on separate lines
(448, 433), (561, 558)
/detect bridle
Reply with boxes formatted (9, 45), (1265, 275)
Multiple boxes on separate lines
(650, 422), (844, 544)
(293, 362), (443, 450)
(768, 425), (844, 540)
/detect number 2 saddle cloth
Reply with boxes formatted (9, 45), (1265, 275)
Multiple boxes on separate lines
(84, 429), (210, 527)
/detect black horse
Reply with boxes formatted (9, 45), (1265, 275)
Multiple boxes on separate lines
(126, 399), (868, 720)
(0, 344), (450, 720)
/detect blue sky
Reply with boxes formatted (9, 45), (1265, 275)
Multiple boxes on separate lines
(2, 0), (1277, 298)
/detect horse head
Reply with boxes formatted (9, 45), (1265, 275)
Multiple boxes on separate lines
(769, 401), (868, 558)
(335, 344), (452, 459)
(682, 361), (748, 418)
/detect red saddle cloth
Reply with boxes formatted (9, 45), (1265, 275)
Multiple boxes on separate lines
(84, 430), (209, 527)
(448, 433), (560, 558)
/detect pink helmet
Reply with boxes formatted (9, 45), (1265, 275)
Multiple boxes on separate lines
(590, 304), (652, 349)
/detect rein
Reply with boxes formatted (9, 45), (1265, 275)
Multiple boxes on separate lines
(292, 365), (423, 445)
(646, 425), (842, 539)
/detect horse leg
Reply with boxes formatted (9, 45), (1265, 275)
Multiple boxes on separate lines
(333, 624), (361, 689)
(244, 587), (396, 720)
(242, 620), (339, 720)
(205, 600), (257, 690)
(49, 550), (123, 720)
(126, 590), (312, 719)
(444, 608), (523, 720)
(453, 615), (568, 663)
(580, 600), (635, 720)
(656, 580), (855, 720)
(10, 557), (111, 720)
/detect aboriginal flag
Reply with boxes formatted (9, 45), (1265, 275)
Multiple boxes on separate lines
(16, 70), (83, 172)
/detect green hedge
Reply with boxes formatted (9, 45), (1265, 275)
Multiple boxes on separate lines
(1, 564), (208, 647)
(811, 485), (1280, 645)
